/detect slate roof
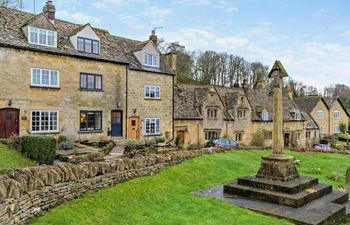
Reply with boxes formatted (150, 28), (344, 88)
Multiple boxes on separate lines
(302, 112), (319, 130)
(0, 7), (174, 75)
(293, 97), (324, 114)
(247, 90), (306, 122)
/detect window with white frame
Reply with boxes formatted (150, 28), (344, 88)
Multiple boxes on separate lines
(316, 111), (324, 119)
(334, 111), (340, 120)
(144, 85), (160, 99)
(334, 125), (340, 133)
(145, 118), (160, 135)
(262, 111), (269, 121)
(319, 125), (323, 134)
(144, 53), (158, 67)
(31, 68), (59, 88)
(29, 27), (57, 47)
(31, 110), (59, 133)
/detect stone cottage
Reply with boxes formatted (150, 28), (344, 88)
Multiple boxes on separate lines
(174, 80), (317, 148)
(294, 96), (349, 137)
(0, 2), (175, 142)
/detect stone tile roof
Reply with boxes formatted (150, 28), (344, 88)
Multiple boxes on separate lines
(293, 97), (323, 113)
(323, 97), (350, 116)
(0, 7), (174, 75)
(247, 90), (306, 122)
(302, 111), (319, 130)
(174, 84), (203, 120)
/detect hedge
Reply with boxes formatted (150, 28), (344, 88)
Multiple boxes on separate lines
(20, 135), (56, 165)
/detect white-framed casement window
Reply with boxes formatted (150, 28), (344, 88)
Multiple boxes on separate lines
(144, 85), (160, 99)
(334, 125), (340, 133)
(31, 68), (59, 88)
(144, 53), (158, 67)
(145, 118), (160, 135)
(262, 111), (269, 121)
(28, 27), (57, 47)
(316, 111), (324, 119)
(31, 110), (59, 133)
(334, 111), (340, 120)
(319, 125), (323, 134)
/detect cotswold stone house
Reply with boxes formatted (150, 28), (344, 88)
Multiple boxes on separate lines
(295, 96), (349, 137)
(174, 80), (318, 148)
(0, 2), (175, 142)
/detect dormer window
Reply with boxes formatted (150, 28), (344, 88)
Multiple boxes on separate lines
(77, 37), (99, 54)
(29, 27), (57, 47)
(295, 112), (301, 120)
(262, 111), (269, 121)
(144, 54), (157, 67)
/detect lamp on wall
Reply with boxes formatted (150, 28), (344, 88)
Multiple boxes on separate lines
(133, 108), (137, 114)
(8, 100), (12, 107)
(117, 102), (122, 108)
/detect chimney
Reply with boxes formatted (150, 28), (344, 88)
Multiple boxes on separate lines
(241, 77), (249, 93)
(308, 90), (319, 97)
(287, 84), (293, 99)
(165, 52), (177, 73)
(43, 1), (56, 22)
(257, 79), (266, 94)
(149, 29), (158, 46)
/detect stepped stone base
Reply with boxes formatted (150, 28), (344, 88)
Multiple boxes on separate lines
(195, 185), (350, 225)
(194, 154), (350, 224)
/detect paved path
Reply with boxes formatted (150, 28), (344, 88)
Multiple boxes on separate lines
(105, 145), (125, 159)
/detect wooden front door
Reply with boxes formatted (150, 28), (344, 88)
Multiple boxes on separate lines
(128, 117), (140, 140)
(284, 133), (290, 148)
(0, 108), (19, 138)
(111, 110), (123, 137)
(177, 131), (185, 145)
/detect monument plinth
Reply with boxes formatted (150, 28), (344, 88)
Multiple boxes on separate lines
(196, 61), (350, 225)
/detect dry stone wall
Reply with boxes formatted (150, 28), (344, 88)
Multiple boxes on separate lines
(0, 147), (267, 225)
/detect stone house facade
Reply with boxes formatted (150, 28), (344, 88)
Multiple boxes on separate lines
(295, 96), (349, 137)
(174, 80), (316, 148)
(0, 3), (175, 142)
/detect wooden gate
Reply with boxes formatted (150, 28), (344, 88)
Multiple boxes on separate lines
(0, 108), (19, 138)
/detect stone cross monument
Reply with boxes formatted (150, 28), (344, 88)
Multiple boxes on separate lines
(256, 60), (299, 181)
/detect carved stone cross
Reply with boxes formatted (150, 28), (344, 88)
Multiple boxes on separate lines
(268, 60), (288, 154)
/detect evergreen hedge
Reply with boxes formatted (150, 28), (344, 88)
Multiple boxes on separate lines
(20, 135), (56, 165)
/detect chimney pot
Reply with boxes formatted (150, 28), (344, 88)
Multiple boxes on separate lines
(43, 1), (56, 22)
(287, 84), (293, 99)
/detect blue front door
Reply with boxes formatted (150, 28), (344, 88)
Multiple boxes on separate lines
(111, 111), (122, 137)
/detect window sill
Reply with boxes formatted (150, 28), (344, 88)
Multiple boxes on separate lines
(80, 89), (104, 92)
(144, 98), (162, 101)
(144, 133), (162, 137)
(31, 132), (60, 134)
(78, 130), (104, 134)
(30, 86), (60, 90)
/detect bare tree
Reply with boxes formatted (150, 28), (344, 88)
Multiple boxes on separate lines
(0, 0), (21, 9)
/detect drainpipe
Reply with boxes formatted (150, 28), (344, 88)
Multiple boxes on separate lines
(125, 66), (129, 140)
(172, 75), (175, 140)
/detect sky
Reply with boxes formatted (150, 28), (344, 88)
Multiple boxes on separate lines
(22, 0), (350, 90)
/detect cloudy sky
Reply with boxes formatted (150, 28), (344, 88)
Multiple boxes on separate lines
(24, 0), (350, 89)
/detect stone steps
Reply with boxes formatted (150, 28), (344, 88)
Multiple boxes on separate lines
(196, 185), (350, 225)
(237, 176), (319, 194)
(224, 182), (332, 208)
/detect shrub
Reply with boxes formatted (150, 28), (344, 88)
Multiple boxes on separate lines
(57, 141), (75, 150)
(125, 139), (140, 149)
(102, 141), (116, 154)
(157, 137), (166, 143)
(57, 135), (68, 144)
(250, 130), (265, 147)
(20, 135), (56, 165)
(188, 144), (200, 150)
(8, 135), (20, 150)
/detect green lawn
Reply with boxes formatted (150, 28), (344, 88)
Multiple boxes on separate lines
(0, 143), (36, 174)
(29, 150), (350, 225)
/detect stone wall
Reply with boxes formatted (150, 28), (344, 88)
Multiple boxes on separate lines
(0, 147), (268, 225)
